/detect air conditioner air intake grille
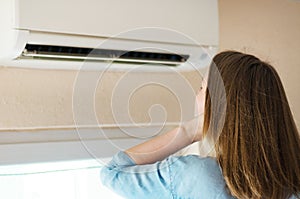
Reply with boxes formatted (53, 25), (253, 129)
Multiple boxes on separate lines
(21, 44), (189, 65)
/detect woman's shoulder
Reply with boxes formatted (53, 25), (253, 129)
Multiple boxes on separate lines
(167, 155), (222, 178)
(167, 155), (234, 198)
(167, 154), (220, 172)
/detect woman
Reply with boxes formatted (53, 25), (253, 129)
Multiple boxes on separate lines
(101, 51), (300, 199)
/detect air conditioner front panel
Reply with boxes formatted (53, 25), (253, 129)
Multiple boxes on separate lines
(17, 0), (218, 46)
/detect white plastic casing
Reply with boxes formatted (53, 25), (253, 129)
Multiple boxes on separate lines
(0, 0), (218, 70)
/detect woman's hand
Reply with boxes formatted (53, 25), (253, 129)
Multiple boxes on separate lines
(183, 81), (206, 143)
(181, 113), (204, 143)
(124, 114), (204, 165)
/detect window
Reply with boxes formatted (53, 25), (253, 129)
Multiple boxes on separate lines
(0, 159), (123, 199)
(0, 133), (145, 199)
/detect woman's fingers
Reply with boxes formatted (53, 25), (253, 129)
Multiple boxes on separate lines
(182, 114), (204, 143)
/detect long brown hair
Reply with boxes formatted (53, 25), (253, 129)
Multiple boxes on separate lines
(203, 51), (300, 199)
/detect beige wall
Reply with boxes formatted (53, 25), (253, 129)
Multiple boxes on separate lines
(219, 0), (300, 127)
(0, 0), (299, 131)
(0, 67), (201, 131)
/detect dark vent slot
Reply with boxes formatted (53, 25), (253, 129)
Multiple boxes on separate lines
(22, 44), (189, 65)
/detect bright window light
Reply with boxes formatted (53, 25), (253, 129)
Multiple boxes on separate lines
(0, 159), (123, 199)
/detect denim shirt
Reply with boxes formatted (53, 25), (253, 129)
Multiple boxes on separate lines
(100, 151), (235, 199)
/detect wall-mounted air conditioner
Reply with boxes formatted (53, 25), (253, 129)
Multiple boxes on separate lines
(0, 0), (218, 70)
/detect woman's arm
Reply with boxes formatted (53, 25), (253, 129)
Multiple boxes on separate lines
(101, 115), (203, 198)
(125, 115), (203, 165)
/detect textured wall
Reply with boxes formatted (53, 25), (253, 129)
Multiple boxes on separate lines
(219, 0), (300, 127)
(0, 67), (202, 131)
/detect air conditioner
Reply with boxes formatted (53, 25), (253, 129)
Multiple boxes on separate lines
(0, 0), (218, 70)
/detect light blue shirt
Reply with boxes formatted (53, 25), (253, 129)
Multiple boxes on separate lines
(100, 151), (235, 199)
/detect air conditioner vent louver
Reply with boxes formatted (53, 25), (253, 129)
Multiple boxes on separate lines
(21, 44), (189, 65)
